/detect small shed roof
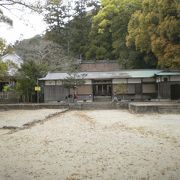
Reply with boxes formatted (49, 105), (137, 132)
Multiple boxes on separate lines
(39, 69), (162, 81)
(1, 52), (23, 76)
(156, 72), (180, 76)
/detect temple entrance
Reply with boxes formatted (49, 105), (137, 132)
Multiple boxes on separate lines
(93, 84), (112, 96)
(171, 84), (180, 100)
(92, 80), (112, 101)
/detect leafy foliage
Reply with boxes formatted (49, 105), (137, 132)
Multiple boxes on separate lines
(0, 60), (8, 77)
(86, 0), (157, 68)
(0, 38), (8, 77)
(0, 38), (6, 55)
(44, 0), (100, 59)
(126, 0), (180, 69)
(1, 0), (179, 70)
(44, 0), (68, 50)
(63, 73), (86, 90)
(15, 60), (47, 102)
(69, 0), (99, 59)
(63, 63), (86, 89)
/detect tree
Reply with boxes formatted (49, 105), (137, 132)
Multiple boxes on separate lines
(64, 64), (86, 90)
(0, 38), (8, 77)
(0, 0), (43, 25)
(0, 0), (42, 10)
(0, 8), (12, 25)
(0, 38), (6, 55)
(69, 0), (96, 59)
(126, 0), (180, 69)
(63, 64), (86, 101)
(45, 0), (100, 59)
(16, 60), (47, 102)
(86, 0), (157, 68)
(0, 61), (8, 77)
(15, 35), (75, 71)
(44, 0), (69, 50)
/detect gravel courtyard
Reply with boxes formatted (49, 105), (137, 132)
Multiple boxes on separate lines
(0, 109), (180, 180)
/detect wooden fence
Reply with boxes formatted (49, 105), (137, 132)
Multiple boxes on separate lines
(0, 92), (8, 99)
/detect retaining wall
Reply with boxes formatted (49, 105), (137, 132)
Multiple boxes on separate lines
(129, 102), (180, 114)
(0, 102), (180, 114)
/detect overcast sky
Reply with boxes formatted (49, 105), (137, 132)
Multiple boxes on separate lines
(0, 1), (47, 44)
(0, 0), (78, 44)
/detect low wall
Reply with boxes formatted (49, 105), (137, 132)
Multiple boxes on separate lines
(115, 101), (129, 109)
(129, 104), (158, 113)
(0, 102), (117, 111)
(0, 103), (69, 110)
(1, 101), (180, 113)
(129, 102), (180, 114)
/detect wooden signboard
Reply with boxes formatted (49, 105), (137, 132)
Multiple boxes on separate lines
(35, 86), (41, 92)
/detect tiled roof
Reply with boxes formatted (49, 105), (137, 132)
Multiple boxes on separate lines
(39, 70), (163, 80)
(156, 72), (180, 76)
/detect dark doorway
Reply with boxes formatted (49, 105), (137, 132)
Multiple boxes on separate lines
(93, 80), (112, 96)
(0, 82), (8, 92)
(171, 84), (180, 100)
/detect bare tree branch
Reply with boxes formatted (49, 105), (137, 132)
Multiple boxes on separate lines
(0, 0), (44, 13)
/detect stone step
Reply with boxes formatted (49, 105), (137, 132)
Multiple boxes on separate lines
(129, 103), (180, 114)
(93, 96), (112, 102)
(158, 106), (180, 113)
(81, 102), (116, 110)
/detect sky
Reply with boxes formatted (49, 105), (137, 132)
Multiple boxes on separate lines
(0, 0), (79, 44)
(0, 1), (47, 44)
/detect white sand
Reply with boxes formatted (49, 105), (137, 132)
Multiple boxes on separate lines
(0, 110), (180, 180)
(0, 109), (67, 128)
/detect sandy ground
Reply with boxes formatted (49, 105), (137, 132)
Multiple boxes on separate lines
(0, 109), (67, 128)
(0, 110), (180, 180)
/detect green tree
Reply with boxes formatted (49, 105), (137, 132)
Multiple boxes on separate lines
(69, 0), (96, 59)
(64, 64), (86, 89)
(0, 61), (8, 77)
(0, 38), (6, 55)
(63, 64), (86, 102)
(86, 0), (157, 68)
(45, 0), (100, 59)
(86, 17), (113, 60)
(0, 38), (11, 77)
(126, 0), (180, 69)
(85, 0), (113, 60)
(44, 0), (69, 49)
(16, 60), (47, 102)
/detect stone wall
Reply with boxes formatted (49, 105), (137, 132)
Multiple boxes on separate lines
(80, 60), (121, 72)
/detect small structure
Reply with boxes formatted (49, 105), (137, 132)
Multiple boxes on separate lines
(39, 60), (180, 103)
(1, 52), (23, 76)
(39, 69), (180, 103)
(0, 75), (17, 102)
(156, 72), (180, 100)
(0, 52), (22, 103)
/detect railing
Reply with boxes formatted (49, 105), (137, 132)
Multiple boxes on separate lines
(0, 92), (8, 99)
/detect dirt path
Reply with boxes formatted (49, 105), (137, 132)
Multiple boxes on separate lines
(0, 110), (180, 180)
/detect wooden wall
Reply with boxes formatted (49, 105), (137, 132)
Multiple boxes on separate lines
(159, 81), (180, 99)
(77, 85), (92, 95)
(44, 85), (69, 102)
